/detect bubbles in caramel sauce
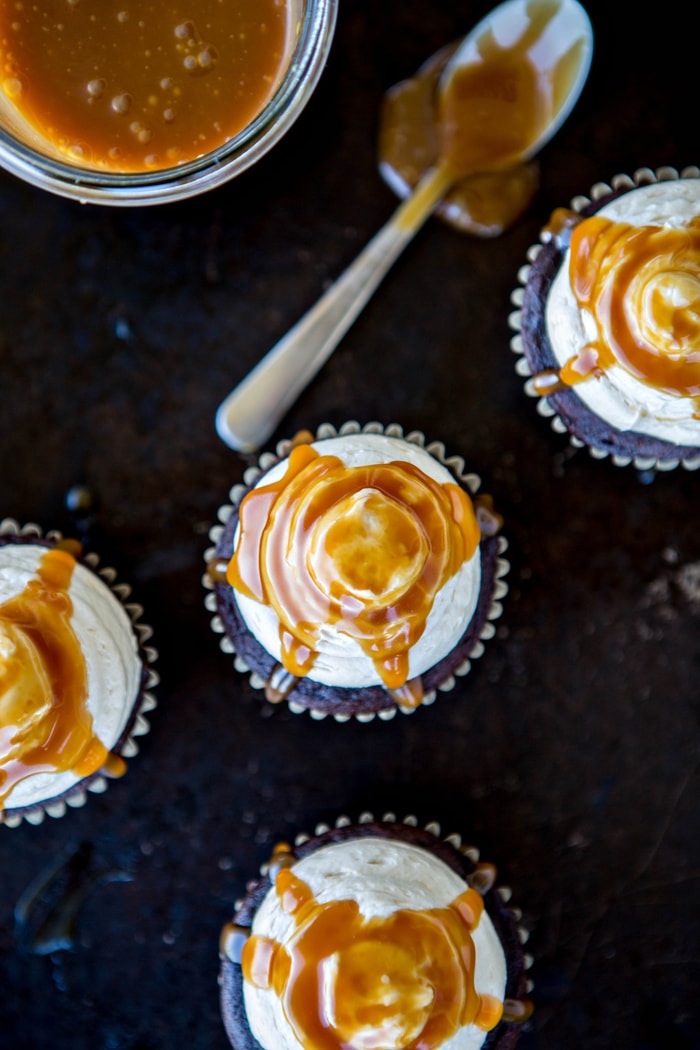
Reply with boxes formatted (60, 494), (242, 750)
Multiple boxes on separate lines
(378, 0), (588, 237)
(241, 865), (503, 1050)
(0, 546), (113, 808)
(0, 0), (290, 172)
(534, 209), (700, 408)
(226, 444), (480, 694)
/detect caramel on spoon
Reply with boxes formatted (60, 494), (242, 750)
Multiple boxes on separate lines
(216, 0), (593, 452)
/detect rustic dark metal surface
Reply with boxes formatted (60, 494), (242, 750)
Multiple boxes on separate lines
(1, 2), (698, 1048)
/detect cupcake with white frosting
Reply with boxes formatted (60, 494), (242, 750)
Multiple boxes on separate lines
(204, 422), (509, 722)
(219, 814), (533, 1050)
(0, 518), (158, 827)
(509, 165), (700, 470)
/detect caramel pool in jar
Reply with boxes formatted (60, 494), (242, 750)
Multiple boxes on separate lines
(0, 0), (291, 172)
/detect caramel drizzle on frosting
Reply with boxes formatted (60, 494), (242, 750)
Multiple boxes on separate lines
(0, 545), (117, 807)
(227, 444), (480, 695)
(241, 865), (503, 1050)
(534, 209), (700, 408)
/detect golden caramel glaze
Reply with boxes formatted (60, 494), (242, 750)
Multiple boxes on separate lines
(241, 866), (503, 1050)
(561, 214), (700, 403)
(378, 0), (588, 236)
(0, 0), (290, 172)
(0, 546), (114, 807)
(378, 42), (539, 238)
(226, 444), (480, 691)
(437, 1), (578, 176)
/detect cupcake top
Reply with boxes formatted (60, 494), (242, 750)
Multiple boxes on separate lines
(543, 178), (700, 446)
(220, 820), (531, 1050)
(227, 431), (482, 696)
(243, 837), (506, 1050)
(0, 526), (153, 823)
(512, 168), (700, 466)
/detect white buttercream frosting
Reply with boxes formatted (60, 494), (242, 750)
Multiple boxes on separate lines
(243, 836), (507, 1050)
(545, 178), (700, 445)
(231, 433), (482, 688)
(0, 543), (142, 812)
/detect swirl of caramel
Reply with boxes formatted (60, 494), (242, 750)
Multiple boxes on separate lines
(565, 214), (700, 398)
(242, 867), (502, 1050)
(227, 444), (480, 689)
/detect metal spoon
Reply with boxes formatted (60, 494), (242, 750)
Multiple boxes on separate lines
(216, 0), (593, 452)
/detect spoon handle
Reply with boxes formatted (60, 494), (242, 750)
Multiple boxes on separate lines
(215, 165), (454, 452)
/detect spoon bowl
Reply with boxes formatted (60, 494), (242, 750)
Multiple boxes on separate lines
(216, 0), (593, 453)
(439, 0), (592, 173)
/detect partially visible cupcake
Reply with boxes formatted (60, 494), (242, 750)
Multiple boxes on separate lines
(219, 814), (533, 1050)
(509, 165), (700, 470)
(0, 518), (158, 827)
(204, 422), (509, 722)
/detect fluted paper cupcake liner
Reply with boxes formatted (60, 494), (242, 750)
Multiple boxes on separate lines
(508, 165), (700, 471)
(204, 421), (509, 723)
(0, 518), (159, 828)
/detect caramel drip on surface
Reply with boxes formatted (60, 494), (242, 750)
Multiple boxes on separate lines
(0, 0), (290, 173)
(227, 445), (480, 690)
(378, 0), (587, 236)
(242, 867), (503, 1050)
(378, 43), (539, 238)
(0, 547), (109, 807)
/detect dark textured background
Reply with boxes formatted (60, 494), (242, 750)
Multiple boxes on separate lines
(1, 2), (698, 1048)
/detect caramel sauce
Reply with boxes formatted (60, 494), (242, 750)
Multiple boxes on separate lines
(205, 556), (230, 586)
(0, 546), (113, 807)
(388, 677), (426, 711)
(540, 205), (582, 247)
(378, 0), (587, 236)
(227, 444), (480, 692)
(538, 211), (700, 405)
(0, 0), (290, 172)
(242, 866), (504, 1050)
(220, 921), (251, 966)
(502, 998), (534, 1023)
(468, 862), (498, 895)
(264, 663), (299, 705)
(568, 214), (700, 399)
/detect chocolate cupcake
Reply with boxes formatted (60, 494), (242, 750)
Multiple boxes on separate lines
(219, 814), (533, 1050)
(509, 165), (700, 470)
(203, 422), (509, 722)
(0, 518), (158, 827)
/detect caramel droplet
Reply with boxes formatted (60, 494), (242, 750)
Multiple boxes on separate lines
(502, 997), (535, 1023)
(469, 862), (497, 894)
(220, 921), (251, 964)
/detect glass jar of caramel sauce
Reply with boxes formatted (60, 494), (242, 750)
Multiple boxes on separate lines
(0, 0), (337, 204)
